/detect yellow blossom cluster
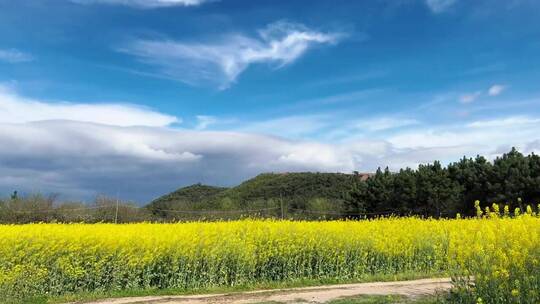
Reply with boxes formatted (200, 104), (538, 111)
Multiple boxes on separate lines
(0, 208), (538, 302)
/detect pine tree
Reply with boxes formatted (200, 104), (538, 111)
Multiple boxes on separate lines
(491, 147), (529, 205)
(447, 155), (492, 215)
(343, 172), (368, 217)
(365, 167), (394, 214)
(391, 168), (416, 215)
(416, 161), (462, 217)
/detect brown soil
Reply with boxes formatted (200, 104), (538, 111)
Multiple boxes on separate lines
(80, 277), (451, 304)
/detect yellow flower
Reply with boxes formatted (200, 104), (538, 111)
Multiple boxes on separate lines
(0, 209), (539, 302)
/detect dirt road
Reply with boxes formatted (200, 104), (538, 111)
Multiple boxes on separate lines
(82, 278), (452, 304)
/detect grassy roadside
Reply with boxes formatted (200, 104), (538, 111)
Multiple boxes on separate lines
(19, 272), (448, 304)
(325, 294), (444, 304)
(242, 294), (445, 304)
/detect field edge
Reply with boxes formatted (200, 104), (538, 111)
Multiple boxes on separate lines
(24, 272), (449, 304)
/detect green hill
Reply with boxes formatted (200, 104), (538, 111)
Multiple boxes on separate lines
(147, 183), (227, 217)
(147, 172), (357, 219)
(219, 172), (355, 206)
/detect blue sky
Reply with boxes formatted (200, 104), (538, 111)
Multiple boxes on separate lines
(1, 0), (539, 202)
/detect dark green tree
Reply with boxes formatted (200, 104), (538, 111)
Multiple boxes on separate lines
(416, 161), (463, 217)
(365, 167), (394, 214)
(391, 168), (417, 215)
(526, 152), (540, 203)
(490, 148), (530, 206)
(343, 172), (368, 217)
(447, 155), (492, 215)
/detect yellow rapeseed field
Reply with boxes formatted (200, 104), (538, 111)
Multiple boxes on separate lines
(0, 206), (539, 303)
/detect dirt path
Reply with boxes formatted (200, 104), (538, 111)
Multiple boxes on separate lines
(81, 278), (452, 304)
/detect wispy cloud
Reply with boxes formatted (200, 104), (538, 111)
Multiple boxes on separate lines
(462, 63), (506, 76)
(466, 116), (540, 128)
(459, 91), (482, 104)
(71, 0), (212, 8)
(0, 85), (178, 127)
(118, 21), (344, 89)
(226, 113), (419, 142)
(425, 0), (457, 13)
(488, 84), (506, 96)
(458, 84), (508, 104)
(277, 89), (384, 114)
(236, 114), (330, 138)
(195, 115), (218, 130)
(465, 98), (540, 113)
(353, 117), (420, 132)
(0, 49), (33, 63)
(388, 116), (540, 150)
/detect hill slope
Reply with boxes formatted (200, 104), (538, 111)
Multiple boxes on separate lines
(219, 172), (355, 207)
(147, 183), (227, 217)
(147, 173), (357, 218)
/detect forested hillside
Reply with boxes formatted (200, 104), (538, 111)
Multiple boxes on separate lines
(147, 184), (227, 218)
(345, 148), (540, 217)
(146, 172), (357, 220)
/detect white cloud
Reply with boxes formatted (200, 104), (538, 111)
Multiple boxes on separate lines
(71, 0), (211, 8)
(1, 114), (540, 202)
(457, 84), (507, 104)
(526, 140), (540, 154)
(236, 114), (330, 138)
(119, 21), (343, 88)
(488, 84), (506, 96)
(425, 0), (457, 13)
(459, 91), (482, 104)
(0, 85), (178, 127)
(0, 121), (200, 162)
(277, 142), (353, 170)
(1, 88), (539, 202)
(388, 116), (540, 151)
(0, 49), (33, 63)
(353, 117), (419, 132)
(466, 116), (540, 128)
(195, 115), (218, 130)
(224, 114), (419, 142)
(0, 121), (351, 201)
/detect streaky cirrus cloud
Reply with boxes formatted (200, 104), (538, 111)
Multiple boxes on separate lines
(0, 85), (179, 127)
(0, 49), (33, 63)
(71, 0), (212, 8)
(118, 21), (344, 89)
(459, 91), (482, 104)
(235, 114), (331, 139)
(352, 117), (419, 132)
(466, 116), (540, 128)
(425, 0), (457, 13)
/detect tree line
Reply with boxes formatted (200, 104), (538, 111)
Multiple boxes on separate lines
(0, 195), (151, 224)
(344, 148), (540, 217)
